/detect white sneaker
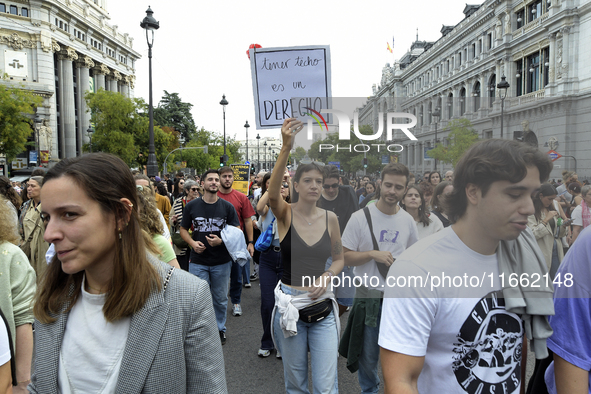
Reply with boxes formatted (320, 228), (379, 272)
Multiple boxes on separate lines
(258, 348), (271, 358)
(232, 304), (242, 316)
(244, 282), (252, 288)
(276, 350), (282, 359)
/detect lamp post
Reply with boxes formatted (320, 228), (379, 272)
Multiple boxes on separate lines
(34, 116), (42, 165)
(244, 120), (250, 162)
(263, 141), (267, 170)
(87, 125), (94, 153)
(256, 133), (261, 172)
(497, 75), (510, 139)
(220, 94), (228, 164)
(431, 107), (441, 172)
(140, 6), (160, 177)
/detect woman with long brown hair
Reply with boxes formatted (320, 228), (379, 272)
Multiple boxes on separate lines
(270, 118), (344, 393)
(400, 184), (444, 239)
(29, 153), (225, 393)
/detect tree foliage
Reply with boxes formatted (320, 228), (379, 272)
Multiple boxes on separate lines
(85, 89), (175, 170)
(153, 91), (197, 141)
(427, 118), (479, 167)
(307, 125), (392, 175)
(0, 79), (43, 161)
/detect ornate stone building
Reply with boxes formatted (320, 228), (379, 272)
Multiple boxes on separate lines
(358, 0), (590, 179)
(0, 0), (139, 166)
(236, 136), (282, 171)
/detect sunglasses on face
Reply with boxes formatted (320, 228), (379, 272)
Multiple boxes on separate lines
(323, 183), (339, 189)
(281, 183), (289, 188)
(190, 188), (199, 192)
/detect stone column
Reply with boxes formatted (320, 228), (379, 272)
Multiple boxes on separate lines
(548, 33), (557, 84)
(58, 47), (78, 159)
(121, 76), (130, 97)
(93, 64), (109, 91)
(559, 26), (570, 81)
(110, 70), (121, 92)
(76, 56), (94, 152)
(414, 143), (419, 173)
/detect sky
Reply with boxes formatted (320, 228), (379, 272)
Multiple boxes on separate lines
(109, 0), (473, 150)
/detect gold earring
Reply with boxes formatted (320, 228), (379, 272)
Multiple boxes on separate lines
(118, 228), (122, 240)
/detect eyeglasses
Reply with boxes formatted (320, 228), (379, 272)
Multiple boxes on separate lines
(281, 183), (289, 188)
(190, 188), (199, 192)
(323, 183), (339, 189)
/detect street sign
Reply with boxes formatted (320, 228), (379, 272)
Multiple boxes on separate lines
(12, 158), (27, 170)
(328, 161), (340, 168)
(547, 150), (562, 162)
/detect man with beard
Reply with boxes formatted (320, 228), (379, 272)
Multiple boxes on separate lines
(339, 163), (419, 394)
(379, 140), (554, 394)
(217, 166), (255, 317)
(180, 169), (239, 345)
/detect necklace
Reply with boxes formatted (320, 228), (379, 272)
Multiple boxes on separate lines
(85, 280), (107, 294)
(292, 207), (318, 226)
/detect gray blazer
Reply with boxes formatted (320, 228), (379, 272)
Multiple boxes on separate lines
(29, 261), (227, 393)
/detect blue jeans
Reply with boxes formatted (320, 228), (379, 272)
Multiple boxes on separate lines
(273, 283), (339, 394)
(189, 261), (232, 332)
(357, 299), (383, 394)
(324, 257), (355, 307)
(259, 248), (282, 350)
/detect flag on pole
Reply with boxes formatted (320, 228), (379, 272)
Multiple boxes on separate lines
(387, 42), (393, 53)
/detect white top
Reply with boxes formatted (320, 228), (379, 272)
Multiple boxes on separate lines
(0, 318), (10, 367)
(416, 213), (444, 240)
(571, 204), (583, 226)
(341, 203), (418, 291)
(58, 279), (131, 394)
(379, 227), (523, 394)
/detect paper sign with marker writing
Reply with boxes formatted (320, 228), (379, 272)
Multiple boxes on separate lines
(249, 45), (332, 129)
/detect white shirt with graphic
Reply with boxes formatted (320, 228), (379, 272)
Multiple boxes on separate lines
(379, 227), (523, 394)
(341, 203), (418, 291)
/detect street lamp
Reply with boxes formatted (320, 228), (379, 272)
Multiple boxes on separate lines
(220, 94), (229, 163)
(244, 120), (250, 162)
(256, 133), (261, 172)
(140, 6), (160, 177)
(431, 107), (441, 172)
(496, 75), (510, 139)
(87, 125), (94, 153)
(33, 116), (42, 165)
(263, 141), (267, 170)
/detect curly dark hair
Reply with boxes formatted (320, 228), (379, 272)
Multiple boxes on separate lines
(0, 176), (22, 212)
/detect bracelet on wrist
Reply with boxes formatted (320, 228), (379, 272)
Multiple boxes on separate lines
(325, 269), (336, 277)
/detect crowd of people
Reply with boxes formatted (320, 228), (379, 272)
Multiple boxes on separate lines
(0, 118), (589, 393)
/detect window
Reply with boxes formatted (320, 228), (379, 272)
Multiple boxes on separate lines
(516, 9), (525, 28)
(9, 5), (17, 14)
(460, 88), (466, 115)
(487, 33), (492, 50)
(527, 53), (540, 93)
(473, 81), (481, 111)
(529, 1), (542, 21)
(458, 52), (462, 66)
(0, 4), (5, 12)
(472, 43), (476, 59)
(21, 7), (27, 17)
(489, 74), (496, 108)
(515, 60), (523, 96)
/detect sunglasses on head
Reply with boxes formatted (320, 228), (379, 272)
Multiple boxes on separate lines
(322, 183), (339, 189)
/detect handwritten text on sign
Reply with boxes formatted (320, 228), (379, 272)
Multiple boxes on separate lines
(250, 46), (332, 129)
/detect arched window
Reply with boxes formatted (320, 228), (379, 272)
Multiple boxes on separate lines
(460, 88), (466, 116)
(488, 74), (496, 108)
(473, 81), (481, 111)
(447, 93), (453, 119)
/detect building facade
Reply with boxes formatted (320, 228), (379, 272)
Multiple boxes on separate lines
(236, 136), (282, 171)
(0, 0), (139, 170)
(358, 0), (590, 180)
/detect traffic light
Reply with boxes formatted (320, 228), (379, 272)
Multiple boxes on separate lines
(250, 165), (256, 174)
(220, 156), (225, 167)
(363, 158), (368, 168)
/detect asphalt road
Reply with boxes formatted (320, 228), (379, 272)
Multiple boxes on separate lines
(222, 277), (536, 394)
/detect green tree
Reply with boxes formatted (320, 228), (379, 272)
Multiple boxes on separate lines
(153, 91), (197, 141)
(427, 118), (479, 167)
(85, 89), (175, 170)
(0, 79), (43, 162)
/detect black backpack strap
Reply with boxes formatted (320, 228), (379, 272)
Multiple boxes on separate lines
(362, 207), (390, 280)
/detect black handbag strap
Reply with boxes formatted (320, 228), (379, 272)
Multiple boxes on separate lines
(363, 207), (390, 280)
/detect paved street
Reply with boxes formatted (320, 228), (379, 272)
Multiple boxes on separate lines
(221, 275), (536, 394)
(222, 277), (375, 394)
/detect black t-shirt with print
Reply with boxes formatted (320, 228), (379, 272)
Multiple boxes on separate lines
(181, 197), (240, 266)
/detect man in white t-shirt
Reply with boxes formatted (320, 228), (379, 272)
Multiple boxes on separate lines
(378, 139), (553, 394)
(340, 163), (418, 394)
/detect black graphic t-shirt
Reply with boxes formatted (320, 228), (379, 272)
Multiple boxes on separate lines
(181, 198), (240, 266)
(319, 185), (360, 234)
(379, 227), (524, 394)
